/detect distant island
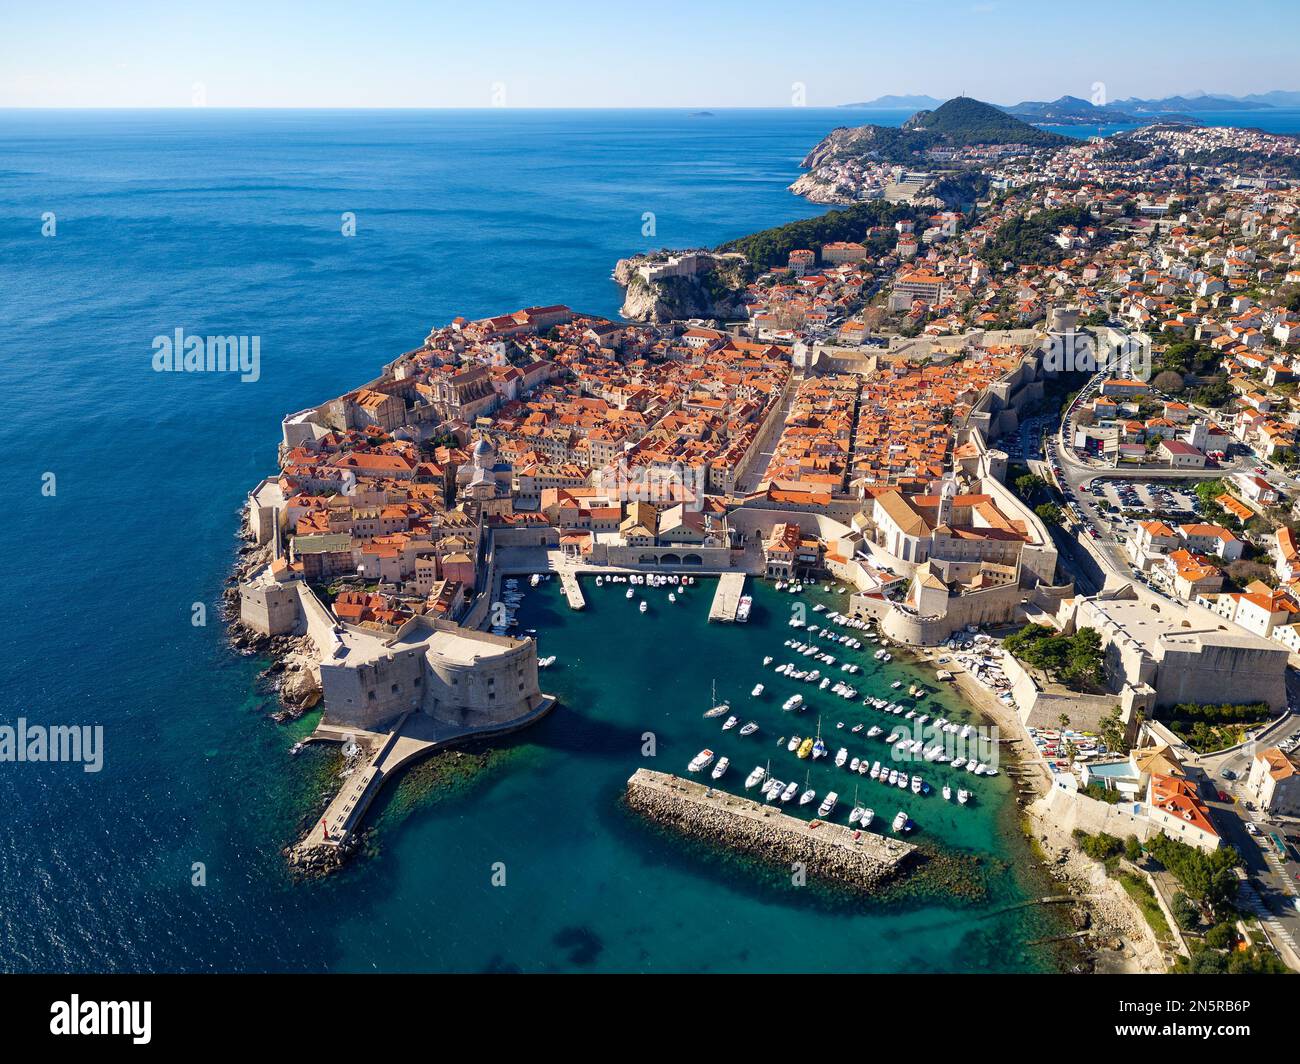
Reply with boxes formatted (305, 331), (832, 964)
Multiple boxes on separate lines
(840, 94), (945, 111)
(839, 88), (1300, 126)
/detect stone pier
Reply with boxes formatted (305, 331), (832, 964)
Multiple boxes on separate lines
(625, 768), (915, 891)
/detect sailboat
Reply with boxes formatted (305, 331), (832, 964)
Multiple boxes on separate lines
(798, 770), (816, 806)
(849, 786), (865, 826)
(703, 679), (729, 718)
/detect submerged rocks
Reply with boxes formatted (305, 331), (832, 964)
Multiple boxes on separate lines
(625, 768), (914, 894)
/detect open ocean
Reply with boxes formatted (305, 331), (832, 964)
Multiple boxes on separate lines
(1, 107), (1294, 972)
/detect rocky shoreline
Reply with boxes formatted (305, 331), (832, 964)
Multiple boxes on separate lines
(625, 768), (916, 894)
(222, 510), (322, 722)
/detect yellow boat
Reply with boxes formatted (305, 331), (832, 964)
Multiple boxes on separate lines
(797, 738), (814, 759)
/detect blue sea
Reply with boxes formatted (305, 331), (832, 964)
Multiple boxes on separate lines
(0, 107), (1292, 973)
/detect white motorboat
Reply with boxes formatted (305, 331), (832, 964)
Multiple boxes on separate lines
(787, 735), (801, 752)
(688, 749), (714, 773)
(782, 694), (804, 712)
(849, 806), (863, 826)
(887, 768), (897, 785)
(711, 756), (730, 780)
(722, 715), (738, 731)
(799, 785), (816, 806)
(780, 781), (799, 803)
(891, 811), (910, 833)
(860, 808), (875, 828)
(639, 601), (647, 613)
(911, 776), (923, 794)
(668, 593), (676, 603)
(762, 656), (773, 666)
(751, 684), (764, 697)
(626, 588), (634, 599)
(957, 789), (970, 805)
(744, 765), (767, 789)
(764, 779), (783, 802)
(835, 747), (848, 767)
(739, 721), (759, 737)
(870, 761), (882, 779)
(818, 792), (838, 817)
(942, 785), (952, 801)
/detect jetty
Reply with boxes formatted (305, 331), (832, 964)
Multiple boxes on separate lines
(708, 572), (746, 623)
(559, 571), (586, 611)
(625, 768), (915, 891)
(289, 696), (557, 871)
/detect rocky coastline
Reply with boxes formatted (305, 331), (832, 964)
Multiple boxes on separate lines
(611, 251), (752, 323)
(222, 511), (322, 722)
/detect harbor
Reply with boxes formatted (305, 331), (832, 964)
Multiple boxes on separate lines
(627, 768), (915, 891)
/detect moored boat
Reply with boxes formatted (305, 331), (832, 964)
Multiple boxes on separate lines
(688, 749), (715, 773)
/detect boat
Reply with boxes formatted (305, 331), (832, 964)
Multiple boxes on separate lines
(735, 595), (753, 623)
(812, 738), (827, 760)
(891, 680), (902, 689)
(887, 768), (897, 785)
(849, 806), (863, 826)
(744, 765), (767, 789)
(942, 785), (952, 801)
(911, 776), (923, 794)
(891, 811), (911, 833)
(639, 601), (647, 613)
(289, 742), (304, 756)
(704, 680), (730, 718)
(799, 772), (815, 806)
(751, 684), (764, 697)
(870, 761), (881, 779)
(722, 715), (738, 731)
(897, 773), (909, 790)
(530, 574), (541, 587)
(687, 749), (715, 773)
(626, 588), (634, 599)
(849, 756), (860, 772)
(711, 756), (730, 780)
(867, 725), (882, 738)
(787, 735), (801, 752)
(835, 747), (848, 768)
(860, 808), (875, 828)
(739, 721), (759, 737)
(850, 723), (863, 733)
(780, 781), (799, 803)
(818, 791), (838, 817)
(762, 656), (773, 666)
(764, 779), (783, 802)
(797, 738), (814, 759)
(957, 789), (970, 805)
(782, 694), (804, 712)
(668, 593), (676, 604)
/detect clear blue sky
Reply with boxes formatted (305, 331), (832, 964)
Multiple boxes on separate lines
(2, 0), (1296, 108)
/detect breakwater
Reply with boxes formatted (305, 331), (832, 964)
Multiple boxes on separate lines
(626, 768), (916, 892)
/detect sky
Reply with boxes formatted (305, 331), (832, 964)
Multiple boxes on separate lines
(2, 0), (1297, 109)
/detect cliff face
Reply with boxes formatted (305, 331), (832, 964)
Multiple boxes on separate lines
(799, 124), (884, 169)
(788, 170), (862, 206)
(613, 253), (752, 323)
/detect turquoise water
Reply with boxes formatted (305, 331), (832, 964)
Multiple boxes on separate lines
(320, 575), (1066, 973)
